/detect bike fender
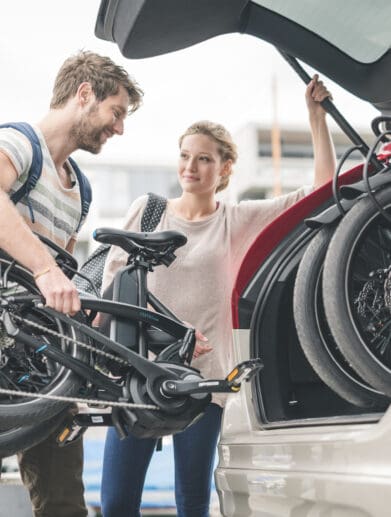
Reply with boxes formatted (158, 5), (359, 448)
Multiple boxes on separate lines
(340, 171), (391, 199)
(305, 197), (357, 229)
(306, 172), (391, 229)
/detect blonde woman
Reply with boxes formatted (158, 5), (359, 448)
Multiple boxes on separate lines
(100, 75), (335, 517)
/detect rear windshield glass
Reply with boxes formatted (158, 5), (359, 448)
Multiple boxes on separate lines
(253, 0), (391, 63)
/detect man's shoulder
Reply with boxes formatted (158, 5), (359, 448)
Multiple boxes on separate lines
(0, 126), (33, 146)
(0, 126), (34, 179)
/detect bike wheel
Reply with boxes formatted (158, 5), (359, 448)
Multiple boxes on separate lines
(0, 258), (88, 425)
(294, 225), (387, 408)
(323, 186), (391, 397)
(0, 409), (69, 458)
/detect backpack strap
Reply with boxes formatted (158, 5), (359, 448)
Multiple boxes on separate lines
(141, 192), (167, 232)
(0, 122), (92, 230)
(73, 242), (111, 295)
(0, 122), (43, 208)
(68, 156), (92, 231)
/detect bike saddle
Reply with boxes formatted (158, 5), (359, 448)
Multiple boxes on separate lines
(93, 228), (187, 254)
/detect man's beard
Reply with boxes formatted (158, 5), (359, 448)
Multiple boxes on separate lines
(70, 104), (109, 154)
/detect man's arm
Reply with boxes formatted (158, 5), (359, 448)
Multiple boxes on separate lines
(0, 153), (80, 314)
(305, 75), (337, 189)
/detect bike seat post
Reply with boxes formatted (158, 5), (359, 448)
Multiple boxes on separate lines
(106, 252), (152, 357)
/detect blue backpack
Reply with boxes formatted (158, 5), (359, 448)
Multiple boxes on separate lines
(0, 122), (92, 231)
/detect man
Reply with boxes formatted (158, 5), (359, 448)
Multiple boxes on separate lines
(0, 50), (143, 517)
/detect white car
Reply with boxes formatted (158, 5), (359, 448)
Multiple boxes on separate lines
(96, 1), (391, 515)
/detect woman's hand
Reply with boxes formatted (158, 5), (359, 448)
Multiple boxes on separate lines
(305, 74), (332, 120)
(305, 74), (337, 188)
(92, 312), (102, 327)
(193, 329), (213, 359)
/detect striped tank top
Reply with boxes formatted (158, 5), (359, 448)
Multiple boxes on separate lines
(0, 126), (82, 249)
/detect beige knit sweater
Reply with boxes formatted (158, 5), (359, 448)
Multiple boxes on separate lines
(102, 188), (310, 406)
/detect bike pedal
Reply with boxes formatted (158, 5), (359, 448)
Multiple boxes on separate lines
(56, 420), (87, 447)
(226, 359), (264, 388)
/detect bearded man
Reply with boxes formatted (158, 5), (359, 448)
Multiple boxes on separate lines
(0, 50), (143, 517)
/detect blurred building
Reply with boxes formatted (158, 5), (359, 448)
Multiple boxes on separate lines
(230, 123), (373, 201)
(74, 125), (373, 264)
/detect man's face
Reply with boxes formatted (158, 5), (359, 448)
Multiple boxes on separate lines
(72, 85), (129, 154)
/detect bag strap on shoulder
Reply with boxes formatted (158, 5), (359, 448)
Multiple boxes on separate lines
(74, 193), (167, 294)
(141, 192), (167, 232)
(68, 156), (92, 231)
(0, 122), (43, 205)
(0, 122), (92, 230)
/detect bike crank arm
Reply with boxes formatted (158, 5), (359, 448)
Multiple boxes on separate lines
(161, 359), (263, 397)
(1, 310), (122, 398)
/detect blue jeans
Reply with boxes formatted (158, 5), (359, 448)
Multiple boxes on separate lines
(101, 403), (223, 517)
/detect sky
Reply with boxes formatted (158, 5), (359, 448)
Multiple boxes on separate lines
(0, 0), (379, 166)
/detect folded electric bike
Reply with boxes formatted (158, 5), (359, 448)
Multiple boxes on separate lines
(0, 228), (262, 456)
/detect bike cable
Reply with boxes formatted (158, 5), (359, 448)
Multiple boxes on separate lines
(332, 145), (363, 216)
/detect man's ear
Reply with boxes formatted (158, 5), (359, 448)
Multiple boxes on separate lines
(76, 82), (94, 106)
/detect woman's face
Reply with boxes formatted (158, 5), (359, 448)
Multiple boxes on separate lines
(178, 134), (229, 195)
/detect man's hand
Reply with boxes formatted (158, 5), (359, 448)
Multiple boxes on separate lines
(35, 266), (80, 314)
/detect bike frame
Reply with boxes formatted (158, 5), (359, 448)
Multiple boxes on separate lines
(87, 258), (193, 358)
(1, 249), (195, 399)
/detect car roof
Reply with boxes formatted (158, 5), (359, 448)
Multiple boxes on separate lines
(95, 0), (391, 111)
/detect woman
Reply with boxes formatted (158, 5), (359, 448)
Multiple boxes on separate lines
(100, 75), (336, 517)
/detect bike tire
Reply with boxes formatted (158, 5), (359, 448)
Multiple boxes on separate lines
(0, 258), (88, 425)
(323, 186), (391, 397)
(294, 225), (387, 408)
(0, 409), (69, 458)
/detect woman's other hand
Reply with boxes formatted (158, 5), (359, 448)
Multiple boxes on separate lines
(306, 74), (336, 188)
(193, 329), (213, 359)
(305, 74), (332, 120)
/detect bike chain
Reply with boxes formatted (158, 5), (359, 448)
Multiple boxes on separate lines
(0, 386), (157, 410)
(0, 313), (159, 411)
(12, 313), (129, 366)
